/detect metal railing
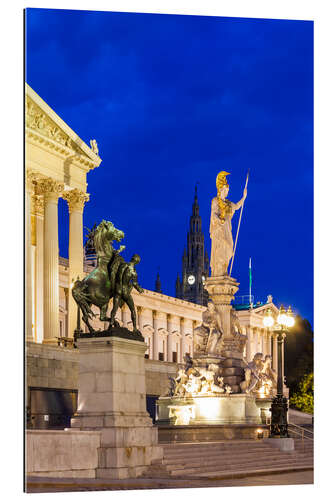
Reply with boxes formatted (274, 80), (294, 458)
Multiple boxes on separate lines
(265, 416), (313, 451)
(288, 422), (313, 440)
(233, 294), (254, 305)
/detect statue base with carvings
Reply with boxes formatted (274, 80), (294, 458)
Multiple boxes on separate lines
(71, 333), (164, 479)
(204, 274), (248, 392)
(157, 393), (261, 426)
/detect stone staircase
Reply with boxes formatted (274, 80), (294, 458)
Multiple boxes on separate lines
(145, 439), (313, 478)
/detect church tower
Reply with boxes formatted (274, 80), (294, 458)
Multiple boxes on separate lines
(175, 186), (209, 305)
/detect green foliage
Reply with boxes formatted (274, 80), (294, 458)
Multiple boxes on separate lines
(289, 372), (314, 414)
(284, 315), (313, 397)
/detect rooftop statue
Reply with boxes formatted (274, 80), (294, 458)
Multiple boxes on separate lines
(72, 220), (144, 338)
(209, 171), (247, 276)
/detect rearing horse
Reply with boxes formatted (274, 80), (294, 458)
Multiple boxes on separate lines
(72, 220), (125, 334)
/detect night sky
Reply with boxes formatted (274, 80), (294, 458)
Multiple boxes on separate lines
(25, 9), (313, 327)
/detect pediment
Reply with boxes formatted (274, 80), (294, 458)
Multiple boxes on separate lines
(252, 303), (280, 316)
(25, 83), (101, 169)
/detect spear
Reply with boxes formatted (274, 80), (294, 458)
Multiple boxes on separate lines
(229, 170), (250, 276)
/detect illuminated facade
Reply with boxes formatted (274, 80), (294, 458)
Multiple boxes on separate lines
(25, 85), (280, 371)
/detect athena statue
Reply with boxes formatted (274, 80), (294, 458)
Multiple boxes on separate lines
(210, 171), (247, 276)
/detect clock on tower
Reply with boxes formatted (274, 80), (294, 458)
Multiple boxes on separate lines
(175, 186), (209, 305)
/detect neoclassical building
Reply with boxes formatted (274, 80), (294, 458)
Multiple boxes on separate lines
(25, 83), (101, 347)
(25, 84), (281, 370)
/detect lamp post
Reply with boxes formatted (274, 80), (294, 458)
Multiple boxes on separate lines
(263, 305), (295, 438)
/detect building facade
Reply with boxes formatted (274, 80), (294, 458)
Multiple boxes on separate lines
(25, 85), (284, 428)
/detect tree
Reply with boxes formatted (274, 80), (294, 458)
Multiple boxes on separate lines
(289, 372), (313, 414)
(284, 315), (313, 397)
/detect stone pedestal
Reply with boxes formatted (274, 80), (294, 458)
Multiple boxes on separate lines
(221, 357), (245, 393)
(157, 394), (261, 426)
(71, 335), (163, 479)
(205, 275), (239, 338)
(263, 437), (294, 452)
(205, 274), (245, 392)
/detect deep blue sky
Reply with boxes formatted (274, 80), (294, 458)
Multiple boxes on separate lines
(25, 9), (313, 327)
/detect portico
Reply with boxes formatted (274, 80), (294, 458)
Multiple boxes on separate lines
(25, 83), (101, 344)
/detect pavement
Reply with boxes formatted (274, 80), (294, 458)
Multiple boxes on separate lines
(26, 470), (314, 493)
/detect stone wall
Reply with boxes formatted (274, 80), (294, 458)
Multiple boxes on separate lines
(26, 342), (78, 390)
(145, 359), (179, 396)
(26, 430), (100, 478)
(26, 342), (179, 397)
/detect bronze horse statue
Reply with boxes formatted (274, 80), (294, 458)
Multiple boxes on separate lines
(72, 220), (143, 334)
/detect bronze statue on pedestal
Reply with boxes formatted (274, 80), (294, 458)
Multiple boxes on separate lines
(72, 220), (144, 340)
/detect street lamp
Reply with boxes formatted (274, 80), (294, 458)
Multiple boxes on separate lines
(263, 305), (295, 438)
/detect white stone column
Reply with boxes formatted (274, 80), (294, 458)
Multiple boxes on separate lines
(25, 171), (35, 342)
(268, 332), (272, 356)
(64, 288), (69, 337)
(31, 218), (36, 342)
(180, 318), (185, 362)
(33, 194), (44, 343)
(38, 178), (64, 344)
(137, 307), (144, 331)
(181, 319), (192, 361)
(137, 307), (147, 357)
(265, 330), (271, 357)
(152, 311), (159, 360)
(169, 315), (180, 362)
(139, 308), (154, 358)
(259, 329), (264, 355)
(122, 306), (131, 330)
(63, 189), (89, 338)
(251, 328), (256, 355)
(166, 314), (175, 362)
(153, 311), (167, 360)
(246, 327), (252, 362)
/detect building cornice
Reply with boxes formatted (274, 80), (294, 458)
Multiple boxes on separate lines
(25, 83), (102, 171)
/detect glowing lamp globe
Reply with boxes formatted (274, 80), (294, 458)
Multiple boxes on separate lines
(286, 306), (295, 328)
(277, 306), (288, 326)
(263, 311), (274, 328)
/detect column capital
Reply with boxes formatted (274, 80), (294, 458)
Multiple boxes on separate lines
(63, 188), (90, 213)
(26, 169), (39, 194)
(31, 194), (44, 216)
(36, 177), (64, 201)
(153, 310), (166, 321)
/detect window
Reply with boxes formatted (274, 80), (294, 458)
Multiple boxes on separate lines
(172, 351), (177, 363)
(158, 352), (164, 361)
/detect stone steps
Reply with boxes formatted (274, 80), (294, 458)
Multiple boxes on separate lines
(144, 439), (313, 478)
(164, 451), (313, 468)
(163, 451), (313, 468)
(167, 457), (313, 476)
(164, 446), (293, 459)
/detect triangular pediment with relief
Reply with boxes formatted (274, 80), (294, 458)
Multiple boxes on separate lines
(25, 83), (101, 169)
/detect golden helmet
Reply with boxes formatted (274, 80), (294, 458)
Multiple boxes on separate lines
(216, 171), (230, 191)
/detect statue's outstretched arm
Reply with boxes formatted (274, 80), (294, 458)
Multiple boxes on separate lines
(233, 187), (248, 211)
